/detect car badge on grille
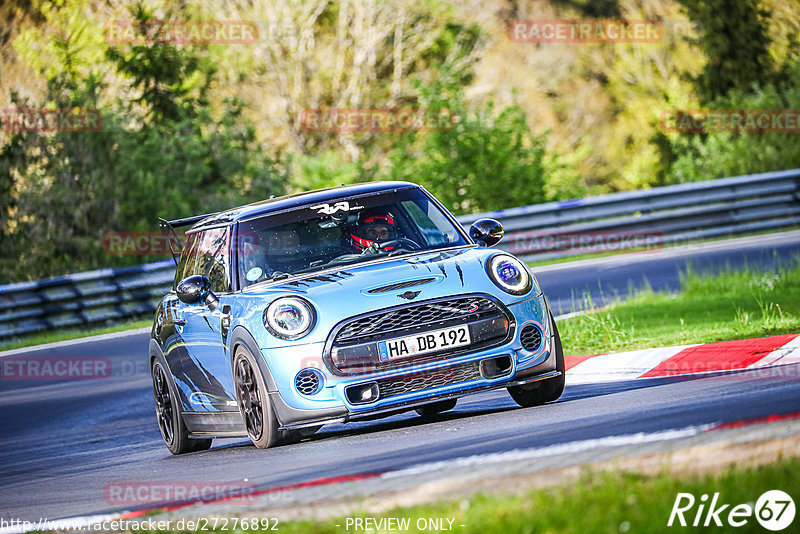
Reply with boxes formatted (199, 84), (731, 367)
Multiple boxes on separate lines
(397, 290), (421, 300)
(428, 304), (458, 313)
(467, 301), (481, 312)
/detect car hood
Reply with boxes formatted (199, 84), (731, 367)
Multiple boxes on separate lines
(236, 246), (531, 347)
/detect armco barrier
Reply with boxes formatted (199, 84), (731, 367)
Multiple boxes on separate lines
(456, 168), (800, 261)
(1, 169), (799, 340)
(0, 261), (175, 339)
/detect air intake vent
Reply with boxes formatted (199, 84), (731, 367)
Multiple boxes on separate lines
(374, 361), (482, 399)
(295, 369), (323, 395)
(520, 324), (543, 352)
(367, 278), (437, 294)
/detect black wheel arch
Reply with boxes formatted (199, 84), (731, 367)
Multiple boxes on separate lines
(149, 340), (180, 395)
(227, 326), (348, 427)
(228, 326), (279, 392)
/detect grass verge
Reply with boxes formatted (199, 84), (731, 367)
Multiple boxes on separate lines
(558, 264), (800, 355)
(0, 319), (151, 352)
(185, 456), (799, 534)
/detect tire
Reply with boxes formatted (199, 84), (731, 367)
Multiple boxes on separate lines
(151, 359), (212, 455)
(507, 311), (565, 408)
(233, 345), (280, 449)
(415, 399), (457, 417)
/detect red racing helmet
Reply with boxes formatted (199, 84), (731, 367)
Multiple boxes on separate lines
(350, 210), (397, 250)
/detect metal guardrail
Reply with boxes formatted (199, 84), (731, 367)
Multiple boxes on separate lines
(0, 261), (175, 340)
(456, 168), (800, 261)
(1, 169), (799, 340)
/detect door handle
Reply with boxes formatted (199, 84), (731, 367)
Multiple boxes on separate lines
(221, 305), (232, 329)
(174, 306), (186, 327)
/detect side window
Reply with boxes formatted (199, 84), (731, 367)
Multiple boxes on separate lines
(196, 227), (231, 293)
(173, 227), (231, 293)
(173, 233), (200, 289)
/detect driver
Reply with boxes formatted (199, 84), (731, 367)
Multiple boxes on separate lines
(350, 209), (398, 251)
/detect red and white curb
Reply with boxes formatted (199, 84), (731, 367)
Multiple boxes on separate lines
(565, 333), (800, 384)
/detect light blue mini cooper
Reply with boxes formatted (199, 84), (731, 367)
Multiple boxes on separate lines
(150, 182), (564, 454)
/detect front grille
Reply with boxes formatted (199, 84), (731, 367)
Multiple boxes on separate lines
(376, 361), (482, 399)
(335, 296), (501, 343)
(520, 324), (543, 352)
(326, 295), (512, 375)
(367, 278), (437, 294)
(295, 369), (322, 395)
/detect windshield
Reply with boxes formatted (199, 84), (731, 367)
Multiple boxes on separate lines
(236, 188), (468, 288)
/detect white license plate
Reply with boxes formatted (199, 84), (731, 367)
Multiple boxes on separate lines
(377, 325), (472, 361)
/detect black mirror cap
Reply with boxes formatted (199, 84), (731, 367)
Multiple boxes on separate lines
(469, 218), (504, 247)
(176, 275), (212, 304)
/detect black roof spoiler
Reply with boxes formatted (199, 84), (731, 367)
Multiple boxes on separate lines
(164, 212), (219, 228)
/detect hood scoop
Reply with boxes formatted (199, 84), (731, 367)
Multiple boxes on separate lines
(366, 277), (438, 294)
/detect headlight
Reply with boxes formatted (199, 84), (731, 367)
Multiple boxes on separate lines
(487, 254), (534, 295)
(263, 297), (315, 340)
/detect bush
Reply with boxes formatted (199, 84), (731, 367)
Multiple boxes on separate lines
(386, 81), (548, 214)
(0, 3), (280, 282)
(666, 57), (800, 183)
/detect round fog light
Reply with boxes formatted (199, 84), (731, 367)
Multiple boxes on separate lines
(295, 368), (323, 396)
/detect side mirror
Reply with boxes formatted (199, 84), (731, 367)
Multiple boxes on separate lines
(176, 275), (219, 311)
(469, 218), (504, 247)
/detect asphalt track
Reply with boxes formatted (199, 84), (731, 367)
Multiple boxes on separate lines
(1, 231), (799, 522)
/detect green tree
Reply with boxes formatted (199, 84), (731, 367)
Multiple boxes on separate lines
(668, 57), (800, 182)
(680, 0), (774, 103)
(0, 1), (279, 282)
(659, 2), (798, 185)
(386, 81), (547, 214)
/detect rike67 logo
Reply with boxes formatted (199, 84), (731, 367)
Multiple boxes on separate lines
(668, 490), (795, 531)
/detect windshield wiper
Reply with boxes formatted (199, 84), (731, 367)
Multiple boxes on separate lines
(289, 256), (362, 276)
(265, 248), (420, 282)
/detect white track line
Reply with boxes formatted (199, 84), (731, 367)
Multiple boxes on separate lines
(380, 425), (710, 479)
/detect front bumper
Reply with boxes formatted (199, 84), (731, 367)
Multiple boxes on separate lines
(266, 293), (558, 430)
(276, 368), (562, 430)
